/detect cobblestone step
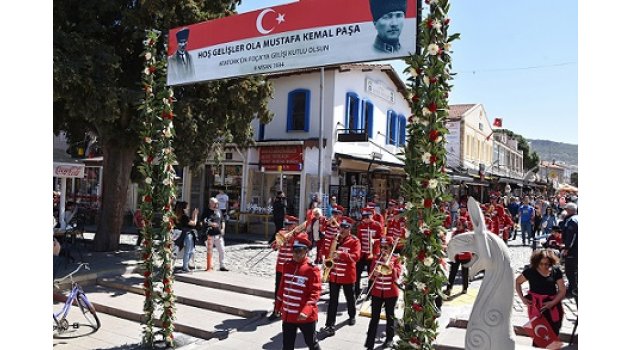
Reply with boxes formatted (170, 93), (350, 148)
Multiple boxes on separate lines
(98, 274), (273, 318)
(54, 284), (254, 340)
(434, 326), (577, 350)
(173, 270), (275, 299)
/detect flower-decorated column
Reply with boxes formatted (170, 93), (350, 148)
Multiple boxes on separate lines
(138, 29), (178, 348)
(399, 0), (459, 349)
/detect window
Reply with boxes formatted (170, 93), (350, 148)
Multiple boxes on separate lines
(386, 110), (397, 145)
(258, 122), (265, 141)
(397, 114), (406, 146)
(345, 92), (361, 132)
(362, 100), (374, 138)
(286, 89), (310, 132)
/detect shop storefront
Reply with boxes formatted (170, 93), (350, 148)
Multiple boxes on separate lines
(245, 144), (304, 217)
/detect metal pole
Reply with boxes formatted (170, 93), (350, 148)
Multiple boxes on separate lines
(318, 67), (325, 203)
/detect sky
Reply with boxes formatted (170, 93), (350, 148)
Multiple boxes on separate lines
(237, 0), (578, 145)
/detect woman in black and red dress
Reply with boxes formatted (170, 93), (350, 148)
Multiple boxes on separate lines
(444, 218), (471, 296)
(515, 249), (566, 347)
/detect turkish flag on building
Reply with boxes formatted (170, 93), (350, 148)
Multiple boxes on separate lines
(493, 117), (503, 128)
(523, 315), (563, 349)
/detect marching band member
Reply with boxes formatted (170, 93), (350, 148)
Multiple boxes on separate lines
(268, 215), (301, 321)
(321, 206), (343, 262)
(386, 207), (406, 253)
(355, 209), (383, 300)
(307, 208), (327, 264)
(321, 217), (361, 337)
(366, 202), (385, 226)
(364, 236), (401, 350)
(274, 234), (322, 350)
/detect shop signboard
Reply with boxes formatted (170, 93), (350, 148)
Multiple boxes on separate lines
(53, 162), (85, 178)
(259, 145), (304, 171)
(167, 0), (417, 85)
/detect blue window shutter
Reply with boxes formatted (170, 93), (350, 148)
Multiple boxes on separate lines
(287, 89), (310, 132)
(387, 110), (398, 145)
(345, 92), (360, 131)
(398, 114), (406, 146)
(365, 101), (374, 139)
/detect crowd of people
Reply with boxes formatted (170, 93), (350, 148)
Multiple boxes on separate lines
(264, 191), (577, 349)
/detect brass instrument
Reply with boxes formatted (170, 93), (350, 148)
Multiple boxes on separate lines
(274, 220), (307, 246)
(328, 215), (339, 227)
(322, 233), (339, 283)
(373, 237), (399, 276)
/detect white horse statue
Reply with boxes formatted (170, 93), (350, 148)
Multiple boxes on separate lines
(447, 197), (516, 350)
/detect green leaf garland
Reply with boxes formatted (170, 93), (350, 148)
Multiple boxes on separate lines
(138, 29), (178, 348)
(398, 1), (459, 349)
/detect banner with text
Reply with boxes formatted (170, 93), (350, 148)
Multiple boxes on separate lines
(167, 0), (417, 85)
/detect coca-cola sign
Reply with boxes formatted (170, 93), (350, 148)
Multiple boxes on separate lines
(53, 163), (85, 178)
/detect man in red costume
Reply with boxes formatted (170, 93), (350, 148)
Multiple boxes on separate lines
(321, 217), (361, 337)
(355, 209), (383, 300)
(365, 236), (401, 349)
(274, 234), (322, 350)
(268, 215), (301, 321)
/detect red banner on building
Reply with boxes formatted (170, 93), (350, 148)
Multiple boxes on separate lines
(167, 0), (417, 85)
(259, 145), (303, 170)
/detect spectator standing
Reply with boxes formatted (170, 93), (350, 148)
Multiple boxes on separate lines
(518, 197), (535, 246)
(272, 191), (288, 242)
(560, 202), (578, 298)
(449, 198), (460, 229)
(202, 197), (229, 271)
(216, 190), (229, 218)
(174, 201), (199, 272)
(515, 249), (566, 347)
(541, 207), (557, 236)
(507, 196), (520, 240)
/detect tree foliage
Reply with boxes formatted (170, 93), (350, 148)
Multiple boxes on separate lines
(496, 129), (539, 171)
(54, 0), (273, 250)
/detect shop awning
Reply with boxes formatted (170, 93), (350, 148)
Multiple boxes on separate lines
(336, 152), (404, 173)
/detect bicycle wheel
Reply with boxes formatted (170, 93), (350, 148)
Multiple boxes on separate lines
(77, 293), (101, 331)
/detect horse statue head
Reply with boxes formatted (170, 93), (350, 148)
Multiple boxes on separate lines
(447, 197), (516, 350)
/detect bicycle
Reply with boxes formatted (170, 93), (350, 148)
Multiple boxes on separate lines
(53, 263), (101, 338)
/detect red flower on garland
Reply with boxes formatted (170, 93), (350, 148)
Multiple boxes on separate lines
(424, 229), (432, 237)
(444, 18), (451, 25)
(148, 66), (157, 73)
(144, 280), (150, 288)
(412, 94), (420, 102)
(164, 287), (171, 294)
(426, 19), (434, 29)
(422, 180), (429, 188)
(163, 278), (170, 285)
(430, 155), (437, 164)
(143, 195), (152, 203)
(412, 303), (424, 312)
(164, 204), (170, 211)
(417, 250), (426, 261)
(429, 76), (438, 84)
(411, 336), (420, 345)
(162, 111), (174, 120)
(429, 130), (440, 142)
(424, 198), (433, 208)
(144, 270), (151, 277)
(428, 102), (438, 113)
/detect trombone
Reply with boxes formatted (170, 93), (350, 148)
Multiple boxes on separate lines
(358, 237), (399, 301)
(248, 220), (307, 268)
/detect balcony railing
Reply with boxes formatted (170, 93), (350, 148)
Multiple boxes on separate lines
(337, 128), (368, 142)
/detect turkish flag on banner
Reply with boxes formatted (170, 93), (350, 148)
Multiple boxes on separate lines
(493, 117), (503, 128)
(523, 315), (563, 349)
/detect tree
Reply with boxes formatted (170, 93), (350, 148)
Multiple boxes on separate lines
(54, 0), (273, 251)
(570, 172), (578, 187)
(496, 129), (540, 171)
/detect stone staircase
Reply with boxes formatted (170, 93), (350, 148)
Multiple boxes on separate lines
(53, 270), (277, 340)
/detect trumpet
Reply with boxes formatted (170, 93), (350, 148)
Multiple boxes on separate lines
(328, 216), (339, 227)
(274, 220), (307, 246)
